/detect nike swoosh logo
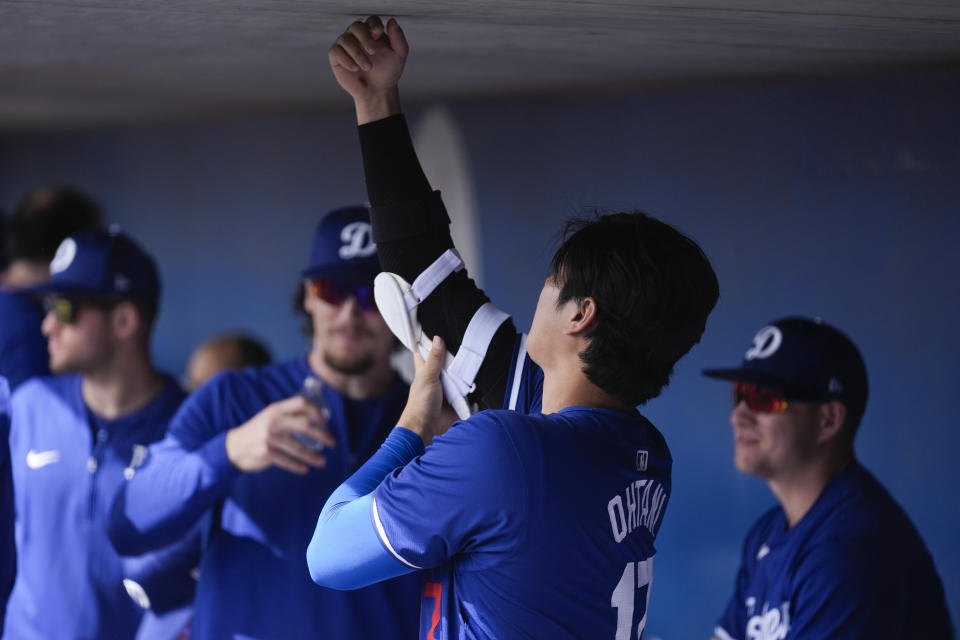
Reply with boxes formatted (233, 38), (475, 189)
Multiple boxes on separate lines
(26, 449), (61, 469)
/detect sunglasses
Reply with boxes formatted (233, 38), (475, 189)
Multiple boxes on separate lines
(310, 279), (376, 312)
(733, 381), (789, 413)
(43, 296), (119, 324)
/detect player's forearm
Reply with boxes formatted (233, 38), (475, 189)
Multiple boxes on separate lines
(358, 113), (432, 207)
(307, 428), (422, 589)
(108, 434), (237, 554)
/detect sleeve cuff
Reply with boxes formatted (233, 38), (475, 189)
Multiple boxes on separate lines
(198, 431), (240, 483)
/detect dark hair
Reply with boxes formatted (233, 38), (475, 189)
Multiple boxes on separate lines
(550, 211), (719, 406)
(5, 187), (104, 263)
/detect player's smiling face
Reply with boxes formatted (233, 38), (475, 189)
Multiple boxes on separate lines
(729, 395), (822, 480)
(305, 284), (394, 376)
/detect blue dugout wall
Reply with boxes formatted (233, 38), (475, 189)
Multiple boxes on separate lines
(2, 71), (958, 637)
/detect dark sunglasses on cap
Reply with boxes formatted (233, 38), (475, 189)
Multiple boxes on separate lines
(43, 296), (120, 324)
(733, 381), (789, 413)
(310, 279), (376, 312)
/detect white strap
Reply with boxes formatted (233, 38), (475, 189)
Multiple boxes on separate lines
(446, 302), (511, 396)
(403, 249), (464, 310)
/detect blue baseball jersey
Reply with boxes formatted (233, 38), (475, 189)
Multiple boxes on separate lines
(371, 337), (672, 640)
(109, 356), (421, 640)
(0, 290), (49, 391)
(0, 377), (14, 636)
(714, 461), (953, 640)
(4, 374), (190, 640)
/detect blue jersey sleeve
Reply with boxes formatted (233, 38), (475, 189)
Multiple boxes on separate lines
(0, 377), (14, 635)
(120, 515), (204, 614)
(307, 427), (423, 590)
(108, 380), (240, 555)
(372, 412), (528, 571)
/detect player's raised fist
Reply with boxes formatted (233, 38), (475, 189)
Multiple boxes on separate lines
(329, 16), (408, 112)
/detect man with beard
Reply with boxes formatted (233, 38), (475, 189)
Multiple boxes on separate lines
(109, 206), (420, 640)
(4, 228), (194, 639)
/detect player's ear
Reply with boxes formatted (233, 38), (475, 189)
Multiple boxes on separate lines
(111, 302), (141, 341)
(565, 297), (598, 336)
(816, 400), (846, 445)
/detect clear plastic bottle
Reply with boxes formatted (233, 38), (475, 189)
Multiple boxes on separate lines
(293, 376), (331, 452)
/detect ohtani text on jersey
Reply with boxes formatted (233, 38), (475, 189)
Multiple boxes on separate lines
(607, 479), (667, 543)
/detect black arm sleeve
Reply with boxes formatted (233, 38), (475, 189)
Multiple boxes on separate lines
(358, 115), (518, 411)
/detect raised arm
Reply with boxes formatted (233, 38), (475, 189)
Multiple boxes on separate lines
(330, 17), (520, 411)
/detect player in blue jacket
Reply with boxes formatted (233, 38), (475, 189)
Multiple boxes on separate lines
(306, 17), (720, 640)
(108, 206), (421, 639)
(4, 228), (196, 639)
(704, 317), (953, 640)
(0, 376), (13, 637)
(0, 187), (103, 390)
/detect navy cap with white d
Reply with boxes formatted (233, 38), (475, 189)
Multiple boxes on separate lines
(28, 228), (160, 303)
(703, 316), (868, 415)
(301, 206), (380, 285)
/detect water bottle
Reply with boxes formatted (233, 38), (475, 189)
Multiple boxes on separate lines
(293, 376), (331, 452)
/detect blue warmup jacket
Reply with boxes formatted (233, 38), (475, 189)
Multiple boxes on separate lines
(0, 377), (14, 636)
(108, 356), (421, 640)
(5, 374), (195, 639)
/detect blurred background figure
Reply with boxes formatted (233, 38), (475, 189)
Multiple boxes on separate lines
(0, 187), (103, 389)
(184, 332), (272, 392)
(4, 228), (195, 639)
(108, 206), (420, 640)
(704, 317), (953, 639)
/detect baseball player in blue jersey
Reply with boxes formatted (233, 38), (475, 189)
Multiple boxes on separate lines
(306, 17), (720, 640)
(108, 206), (421, 640)
(0, 376), (13, 636)
(704, 317), (953, 640)
(4, 228), (196, 639)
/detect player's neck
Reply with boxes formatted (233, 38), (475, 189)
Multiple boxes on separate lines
(540, 364), (631, 415)
(767, 451), (853, 528)
(307, 349), (396, 401)
(82, 351), (164, 420)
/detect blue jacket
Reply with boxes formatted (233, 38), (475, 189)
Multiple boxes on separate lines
(5, 374), (194, 639)
(0, 377), (14, 636)
(109, 356), (421, 640)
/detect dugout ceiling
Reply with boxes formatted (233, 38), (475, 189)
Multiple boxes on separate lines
(1, 0), (959, 129)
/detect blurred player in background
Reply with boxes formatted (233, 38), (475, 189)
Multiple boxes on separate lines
(704, 317), (953, 639)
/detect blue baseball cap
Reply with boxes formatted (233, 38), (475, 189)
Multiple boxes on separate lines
(26, 228), (160, 303)
(703, 316), (868, 415)
(302, 205), (380, 285)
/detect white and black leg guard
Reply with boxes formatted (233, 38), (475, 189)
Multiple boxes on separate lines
(375, 249), (510, 419)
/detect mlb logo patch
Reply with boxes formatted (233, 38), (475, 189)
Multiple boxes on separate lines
(635, 450), (648, 472)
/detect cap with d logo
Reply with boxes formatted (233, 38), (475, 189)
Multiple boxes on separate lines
(27, 228), (160, 303)
(301, 206), (379, 285)
(703, 316), (868, 417)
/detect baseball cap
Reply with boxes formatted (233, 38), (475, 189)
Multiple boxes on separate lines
(25, 227), (160, 303)
(302, 206), (380, 285)
(703, 316), (868, 416)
